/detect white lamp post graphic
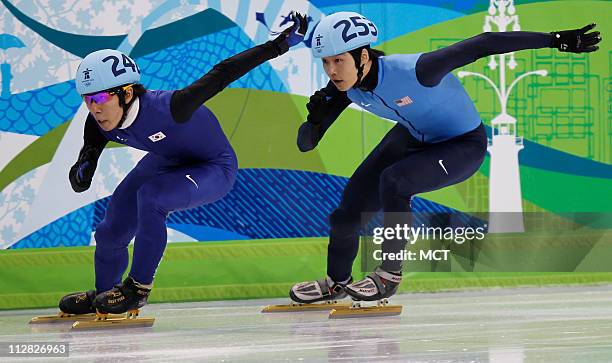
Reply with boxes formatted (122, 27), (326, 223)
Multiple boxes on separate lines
(457, 0), (548, 232)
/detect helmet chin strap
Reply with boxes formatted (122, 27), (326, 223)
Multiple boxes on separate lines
(353, 62), (365, 89)
(116, 90), (135, 128)
(347, 46), (366, 89)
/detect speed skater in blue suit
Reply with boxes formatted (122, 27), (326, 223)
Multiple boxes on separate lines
(289, 12), (601, 305)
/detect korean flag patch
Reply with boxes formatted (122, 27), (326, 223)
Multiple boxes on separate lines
(148, 131), (166, 142)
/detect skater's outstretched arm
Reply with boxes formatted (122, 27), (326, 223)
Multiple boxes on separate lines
(69, 114), (108, 193)
(297, 81), (352, 152)
(171, 13), (309, 123)
(416, 23), (602, 87)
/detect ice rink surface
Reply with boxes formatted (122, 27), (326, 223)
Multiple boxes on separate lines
(2, 284), (612, 362)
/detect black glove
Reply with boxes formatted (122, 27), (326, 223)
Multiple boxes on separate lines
(272, 12), (309, 54)
(297, 89), (333, 152)
(69, 145), (102, 193)
(551, 23), (601, 53)
(305, 89), (333, 125)
(297, 121), (322, 152)
(297, 85), (351, 152)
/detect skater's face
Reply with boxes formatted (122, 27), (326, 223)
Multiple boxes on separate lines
(83, 85), (134, 131)
(322, 49), (370, 91)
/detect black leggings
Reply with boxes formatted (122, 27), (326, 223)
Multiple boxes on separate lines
(327, 123), (487, 281)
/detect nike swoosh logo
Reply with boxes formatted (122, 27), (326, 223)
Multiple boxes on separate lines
(361, 102), (371, 107)
(438, 159), (448, 175)
(186, 174), (198, 189)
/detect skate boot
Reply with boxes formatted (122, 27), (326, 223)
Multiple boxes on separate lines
(329, 267), (403, 318)
(345, 267), (402, 302)
(93, 276), (151, 314)
(68, 277), (155, 330)
(29, 290), (101, 324)
(59, 290), (97, 315)
(261, 276), (353, 313)
(290, 276), (352, 304)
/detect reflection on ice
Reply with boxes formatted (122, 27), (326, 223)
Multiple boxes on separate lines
(1, 285), (612, 362)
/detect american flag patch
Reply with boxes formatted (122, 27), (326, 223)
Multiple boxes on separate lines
(394, 96), (413, 107)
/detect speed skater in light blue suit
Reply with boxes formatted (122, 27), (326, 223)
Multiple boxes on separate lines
(290, 12), (601, 304)
(58, 13), (309, 316)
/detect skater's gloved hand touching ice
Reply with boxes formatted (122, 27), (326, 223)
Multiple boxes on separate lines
(552, 23), (601, 53)
(277, 12), (309, 48)
(69, 145), (101, 192)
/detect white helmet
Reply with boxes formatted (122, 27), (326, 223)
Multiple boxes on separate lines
(311, 12), (378, 58)
(76, 49), (140, 95)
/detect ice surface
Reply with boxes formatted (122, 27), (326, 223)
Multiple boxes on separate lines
(2, 285), (612, 362)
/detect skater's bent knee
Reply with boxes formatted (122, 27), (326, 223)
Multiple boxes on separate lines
(379, 169), (417, 209)
(136, 183), (162, 207)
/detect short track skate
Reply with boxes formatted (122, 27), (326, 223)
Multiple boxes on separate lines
(328, 298), (402, 319)
(262, 300), (351, 313)
(30, 309), (154, 330)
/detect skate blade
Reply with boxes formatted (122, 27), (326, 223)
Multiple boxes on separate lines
(71, 316), (155, 330)
(329, 305), (402, 319)
(29, 312), (124, 324)
(262, 301), (351, 313)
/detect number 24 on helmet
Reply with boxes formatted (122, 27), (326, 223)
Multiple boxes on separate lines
(76, 49), (141, 96)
